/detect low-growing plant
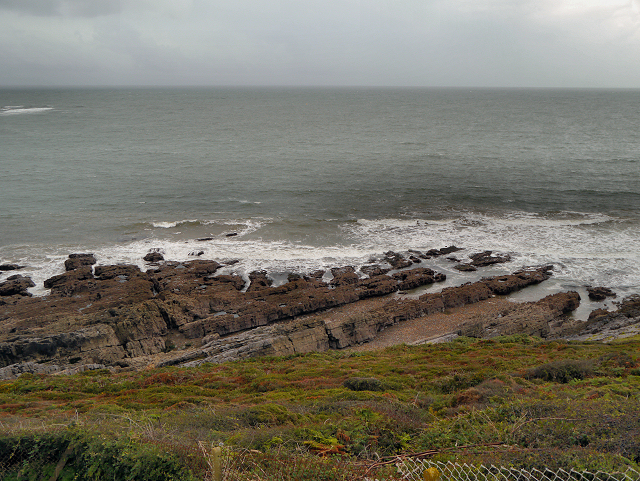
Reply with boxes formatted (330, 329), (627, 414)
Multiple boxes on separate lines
(0, 429), (200, 481)
(433, 370), (492, 393)
(525, 359), (595, 383)
(1, 337), (640, 475)
(343, 377), (385, 392)
(237, 403), (298, 427)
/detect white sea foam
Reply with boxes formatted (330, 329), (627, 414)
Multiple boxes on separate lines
(347, 211), (640, 292)
(0, 106), (54, 116)
(151, 220), (198, 228)
(202, 218), (270, 236)
(3, 210), (640, 305)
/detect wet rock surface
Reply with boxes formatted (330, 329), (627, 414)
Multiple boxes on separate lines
(0, 275), (35, 297)
(0, 264), (26, 272)
(65, 253), (97, 271)
(143, 251), (165, 263)
(587, 286), (617, 301)
(0, 246), (619, 377)
(557, 295), (640, 341)
(468, 250), (511, 267)
(451, 251), (511, 271)
(384, 251), (413, 270)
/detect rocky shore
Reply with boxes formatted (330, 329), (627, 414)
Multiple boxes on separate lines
(0, 247), (635, 379)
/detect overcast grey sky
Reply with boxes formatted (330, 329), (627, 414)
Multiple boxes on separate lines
(1, 0), (639, 87)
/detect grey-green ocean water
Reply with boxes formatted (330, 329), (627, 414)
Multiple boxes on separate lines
(1, 87), (640, 308)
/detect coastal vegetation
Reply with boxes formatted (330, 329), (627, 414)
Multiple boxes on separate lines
(1, 335), (640, 479)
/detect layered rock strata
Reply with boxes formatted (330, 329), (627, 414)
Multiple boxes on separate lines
(458, 291), (581, 338)
(158, 266), (556, 367)
(0, 248), (582, 378)
(557, 295), (640, 341)
(1, 254), (449, 373)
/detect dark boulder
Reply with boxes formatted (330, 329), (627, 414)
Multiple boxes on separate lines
(330, 267), (359, 287)
(587, 287), (617, 301)
(355, 275), (398, 298)
(0, 275), (35, 296)
(64, 253), (96, 271)
(44, 267), (94, 289)
(454, 264), (477, 272)
(361, 265), (391, 277)
(482, 266), (553, 295)
(384, 251), (413, 269)
(469, 251), (511, 267)
(408, 249), (430, 259)
(304, 270), (325, 281)
(143, 252), (164, 263)
(392, 268), (446, 290)
(439, 246), (463, 255)
(422, 246), (463, 257)
(94, 265), (142, 280)
(0, 264), (25, 272)
(247, 271), (273, 291)
(588, 308), (610, 321)
(44, 267), (95, 295)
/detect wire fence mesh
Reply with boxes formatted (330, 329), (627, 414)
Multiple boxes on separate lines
(2, 443), (640, 481)
(391, 460), (640, 481)
(197, 448), (640, 481)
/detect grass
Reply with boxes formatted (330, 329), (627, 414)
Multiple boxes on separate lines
(1, 335), (640, 478)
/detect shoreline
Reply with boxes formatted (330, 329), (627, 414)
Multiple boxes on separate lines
(2, 208), (640, 304)
(0, 247), (635, 379)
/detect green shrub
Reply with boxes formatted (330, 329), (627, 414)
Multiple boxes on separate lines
(525, 360), (595, 383)
(343, 377), (385, 392)
(238, 403), (297, 427)
(433, 370), (491, 394)
(0, 430), (199, 481)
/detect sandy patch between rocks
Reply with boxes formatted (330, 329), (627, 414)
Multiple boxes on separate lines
(344, 296), (517, 352)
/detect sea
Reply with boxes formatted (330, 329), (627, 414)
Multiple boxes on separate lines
(1, 87), (639, 319)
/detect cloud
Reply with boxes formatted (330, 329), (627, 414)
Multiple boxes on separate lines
(0, 0), (124, 17)
(0, 0), (639, 87)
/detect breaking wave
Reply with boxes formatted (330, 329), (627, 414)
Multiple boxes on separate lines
(1, 106), (54, 116)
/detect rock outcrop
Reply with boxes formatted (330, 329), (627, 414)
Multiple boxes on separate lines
(143, 252), (164, 263)
(456, 286), (640, 342)
(0, 275), (35, 297)
(469, 251), (511, 267)
(64, 253), (97, 271)
(0, 264), (26, 272)
(0, 247), (576, 376)
(587, 286), (617, 301)
(458, 291), (581, 339)
(556, 295), (640, 341)
(0, 258), (451, 372)
(452, 250), (511, 271)
(159, 266), (557, 367)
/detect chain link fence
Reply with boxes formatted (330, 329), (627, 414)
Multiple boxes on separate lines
(3, 443), (640, 481)
(390, 460), (640, 481)
(198, 448), (640, 481)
